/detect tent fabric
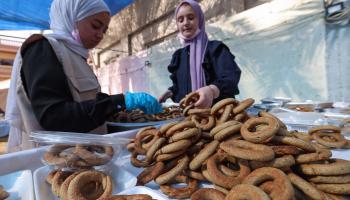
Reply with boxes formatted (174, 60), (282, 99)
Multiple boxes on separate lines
(97, 51), (149, 94)
(0, 0), (134, 30)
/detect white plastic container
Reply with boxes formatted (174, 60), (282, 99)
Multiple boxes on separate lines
(30, 131), (130, 169)
(0, 170), (34, 200)
(117, 186), (168, 200)
(33, 164), (137, 200)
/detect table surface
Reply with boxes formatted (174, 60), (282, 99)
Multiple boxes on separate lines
(0, 130), (349, 200)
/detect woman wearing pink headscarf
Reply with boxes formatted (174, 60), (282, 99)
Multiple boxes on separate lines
(158, 0), (241, 108)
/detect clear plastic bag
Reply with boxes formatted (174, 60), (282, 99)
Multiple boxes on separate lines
(260, 97), (291, 105)
(269, 108), (328, 132)
(30, 131), (130, 170)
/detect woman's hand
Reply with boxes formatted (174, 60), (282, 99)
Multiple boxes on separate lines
(125, 92), (163, 114)
(158, 90), (173, 103)
(194, 85), (219, 108)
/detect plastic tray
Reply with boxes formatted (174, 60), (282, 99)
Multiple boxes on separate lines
(107, 117), (183, 127)
(313, 101), (333, 109)
(284, 102), (315, 111)
(107, 117), (183, 133)
(117, 186), (168, 199)
(0, 120), (9, 137)
(33, 164), (137, 200)
(260, 97), (291, 105)
(0, 170), (34, 200)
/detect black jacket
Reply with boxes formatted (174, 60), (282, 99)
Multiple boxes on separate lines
(20, 38), (125, 132)
(168, 40), (241, 103)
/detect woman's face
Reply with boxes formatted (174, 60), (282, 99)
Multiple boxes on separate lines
(76, 12), (110, 49)
(176, 3), (199, 38)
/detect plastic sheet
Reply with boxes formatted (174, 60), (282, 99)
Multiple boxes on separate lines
(0, 0), (135, 30)
(30, 131), (130, 169)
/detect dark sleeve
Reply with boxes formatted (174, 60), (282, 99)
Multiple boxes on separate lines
(167, 49), (181, 100)
(21, 39), (125, 132)
(209, 41), (241, 98)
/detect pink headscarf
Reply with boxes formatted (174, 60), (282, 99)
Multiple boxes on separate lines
(175, 0), (208, 91)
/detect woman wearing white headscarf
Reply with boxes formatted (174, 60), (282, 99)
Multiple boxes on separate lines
(5, 0), (162, 152)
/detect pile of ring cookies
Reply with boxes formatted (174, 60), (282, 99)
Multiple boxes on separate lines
(42, 142), (155, 199)
(0, 185), (9, 200)
(45, 169), (152, 200)
(127, 93), (350, 199)
(298, 125), (350, 149)
(43, 144), (115, 168)
(110, 106), (182, 123)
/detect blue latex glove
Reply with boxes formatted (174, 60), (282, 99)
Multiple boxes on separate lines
(125, 92), (163, 114)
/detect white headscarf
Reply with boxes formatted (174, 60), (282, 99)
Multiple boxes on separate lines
(5, 52), (23, 151)
(46, 0), (110, 58)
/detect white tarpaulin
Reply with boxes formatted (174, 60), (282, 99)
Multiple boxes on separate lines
(326, 26), (350, 102)
(210, 0), (327, 101)
(97, 51), (149, 94)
